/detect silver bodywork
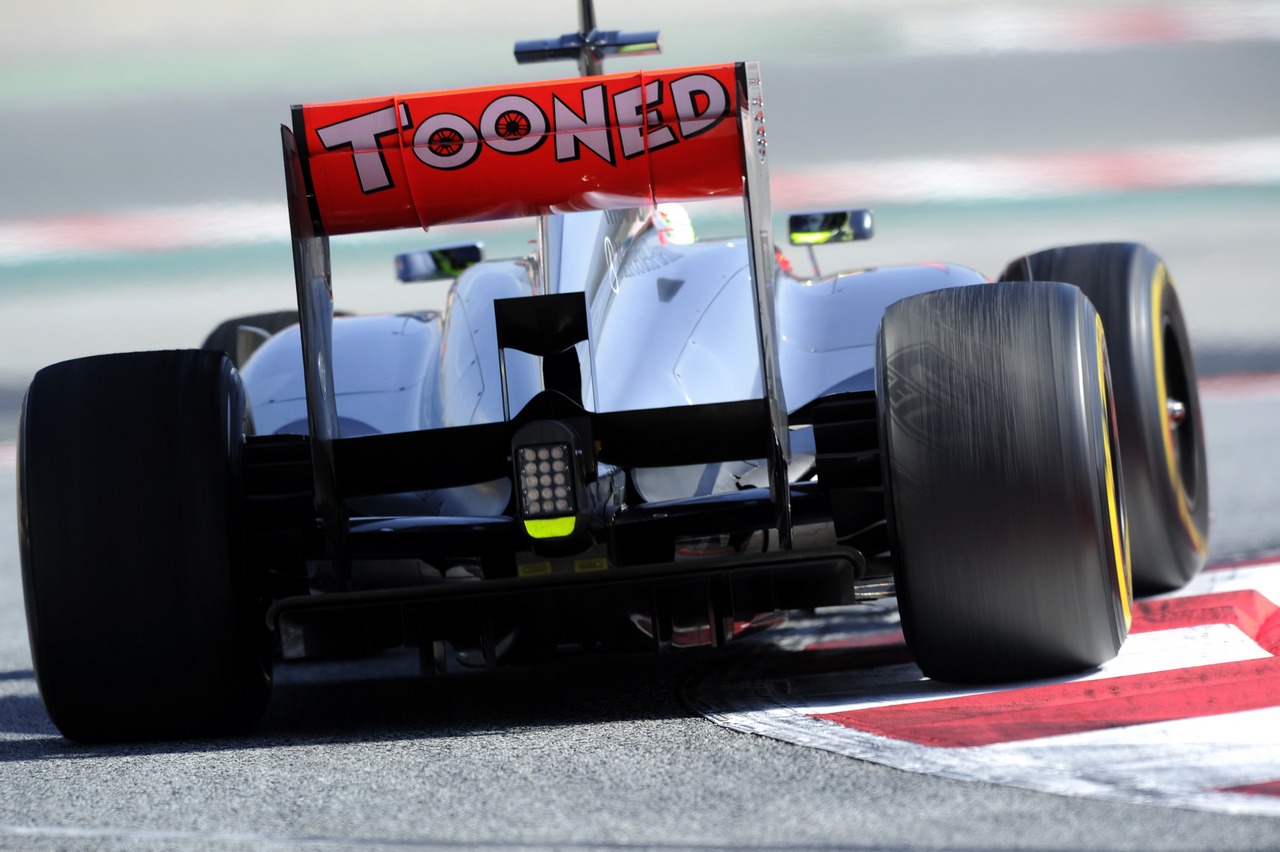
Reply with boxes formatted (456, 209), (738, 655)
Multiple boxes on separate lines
(243, 207), (987, 513)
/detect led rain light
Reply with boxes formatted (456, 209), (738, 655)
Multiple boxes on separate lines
(512, 419), (590, 544)
(517, 443), (575, 518)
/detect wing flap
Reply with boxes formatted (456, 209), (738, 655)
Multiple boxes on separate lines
(294, 63), (744, 235)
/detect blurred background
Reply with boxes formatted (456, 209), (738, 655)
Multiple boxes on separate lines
(1, 0), (1278, 431)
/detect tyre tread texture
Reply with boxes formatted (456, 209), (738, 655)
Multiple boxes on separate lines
(19, 350), (271, 742)
(878, 282), (1127, 683)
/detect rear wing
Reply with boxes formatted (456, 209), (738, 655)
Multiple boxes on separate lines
(279, 61), (793, 567)
(290, 64), (748, 234)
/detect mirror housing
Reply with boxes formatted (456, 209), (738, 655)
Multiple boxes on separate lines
(787, 210), (874, 245)
(395, 242), (485, 282)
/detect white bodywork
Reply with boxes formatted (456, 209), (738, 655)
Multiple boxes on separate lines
(242, 209), (986, 507)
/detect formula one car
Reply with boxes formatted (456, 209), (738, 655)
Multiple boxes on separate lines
(18, 2), (1208, 742)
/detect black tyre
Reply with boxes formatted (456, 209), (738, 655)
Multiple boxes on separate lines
(201, 310), (301, 369)
(19, 350), (272, 741)
(1000, 244), (1208, 593)
(878, 282), (1131, 682)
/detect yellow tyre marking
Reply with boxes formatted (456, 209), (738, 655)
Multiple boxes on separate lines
(1150, 265), (1208, 555)
(1097, 315), (1133, 627)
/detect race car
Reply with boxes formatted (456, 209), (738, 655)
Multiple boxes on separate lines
(18, 2), (1208, 742)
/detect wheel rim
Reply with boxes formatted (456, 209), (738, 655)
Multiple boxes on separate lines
(1161, 317), (1199, 509)
(1151, 265), (1207, 557)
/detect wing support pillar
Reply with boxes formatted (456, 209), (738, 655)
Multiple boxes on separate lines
(281, 122), (350, 586)
(735, 61), (793, 549)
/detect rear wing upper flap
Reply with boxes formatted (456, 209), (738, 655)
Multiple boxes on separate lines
(287, 62), (750, 236)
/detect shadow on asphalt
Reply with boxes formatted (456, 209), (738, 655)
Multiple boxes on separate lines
(0, 648), (715, 761)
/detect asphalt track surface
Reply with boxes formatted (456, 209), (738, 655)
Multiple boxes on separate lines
(1, 400), (1279, 851)
(2, 2), (1280, 849)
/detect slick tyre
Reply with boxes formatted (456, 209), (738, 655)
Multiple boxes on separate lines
(878, 282), (1132, 683)
(1000, 244), (1208, 592)
(19, 350), (271, 741)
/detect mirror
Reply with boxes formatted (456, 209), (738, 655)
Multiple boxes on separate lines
(395, 242), (485, 282)
(787, 210), (874, 245)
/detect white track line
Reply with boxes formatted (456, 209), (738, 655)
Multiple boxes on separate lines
(690, 561), (1280, 816)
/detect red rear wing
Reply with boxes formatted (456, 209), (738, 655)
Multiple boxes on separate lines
(293, 63), (746, 234)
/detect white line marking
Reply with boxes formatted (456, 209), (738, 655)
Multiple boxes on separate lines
(784, 624), (1273, 716)
(0, 822), (433, 848)
(689, 561), (1280, 816)
(695, 689), (1280, 817)
(978, 707), (1280, 792)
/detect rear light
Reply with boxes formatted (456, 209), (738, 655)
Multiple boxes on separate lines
(516, 443), (575, 519)
(512, 420), (589, 544)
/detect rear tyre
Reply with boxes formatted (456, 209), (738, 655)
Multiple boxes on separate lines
(19, 350), (272, 741)
(878, 282), (1131, 682)
(1000, 244), (1208, 593)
